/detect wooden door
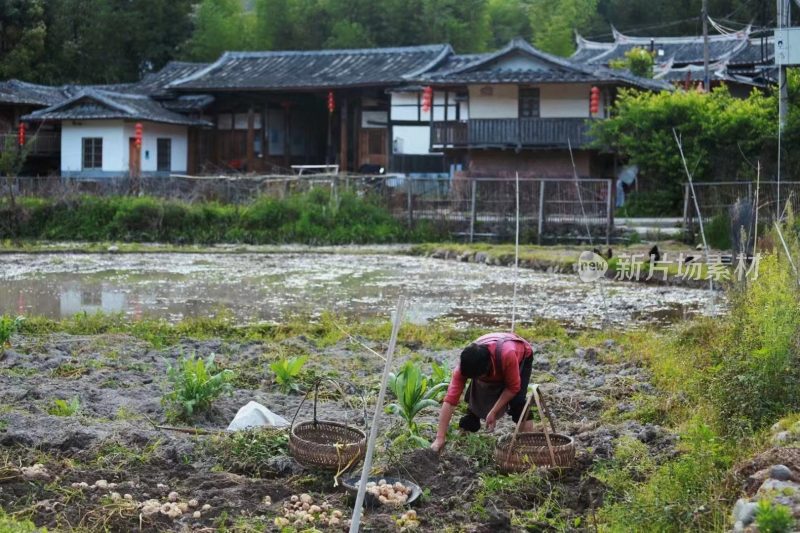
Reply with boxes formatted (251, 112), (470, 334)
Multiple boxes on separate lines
(358, 129), (388, 169)
(129, 138), (140, 177)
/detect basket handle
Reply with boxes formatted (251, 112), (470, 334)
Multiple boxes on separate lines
(506, 384), (557, 467)
(289, 378), (369, 432)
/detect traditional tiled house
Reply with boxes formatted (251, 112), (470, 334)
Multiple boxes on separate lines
(17, 39), (674, 179)
(572, 26), (774, 96)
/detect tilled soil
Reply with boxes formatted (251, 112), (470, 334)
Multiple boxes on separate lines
(0, 332), (676, 531)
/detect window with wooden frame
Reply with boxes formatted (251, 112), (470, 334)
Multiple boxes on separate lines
(157, 138), (172, 171)
(82, 138), (102, 169)
(518, 87), (540, 118)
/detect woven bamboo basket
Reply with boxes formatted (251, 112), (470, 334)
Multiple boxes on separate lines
(495, 384), (575, 473)
(289, 380), (367, 472)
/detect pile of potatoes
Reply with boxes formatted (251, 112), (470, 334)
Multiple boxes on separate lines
(396, 509), (420, 530)
(275, 493), (344, 528)
(366, 479), (412, 506)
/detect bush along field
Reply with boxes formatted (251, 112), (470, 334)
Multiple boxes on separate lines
(0, 190), (445, 245)
(2, 227), (800, 531)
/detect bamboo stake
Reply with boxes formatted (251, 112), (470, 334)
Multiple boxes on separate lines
(349, 296), (406, 533)
(511, 171), (520, 333)
(673, 129), (713, 292)
(753, 161), (760, 260)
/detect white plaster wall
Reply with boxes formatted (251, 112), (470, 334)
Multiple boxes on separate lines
(122, 121), (188, 173)
(391, 93), (419, 121)
(392, 125), (430, 155)
(62, 120), (188, 174)
(540, 84), (603, 118)
(468, 85), (518, 119)
(61, 120), (126, 173)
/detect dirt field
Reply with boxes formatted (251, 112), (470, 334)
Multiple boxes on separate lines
(0, 329), (676, 531)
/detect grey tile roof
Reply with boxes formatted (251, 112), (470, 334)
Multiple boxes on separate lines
(22, 89), (211, 126)
(572, 28), (754, 66)
(0, 80), (75, 107)
(419, 38), (672, 91)
(168, 45), (452, 91)
(127, 62), (210, 96)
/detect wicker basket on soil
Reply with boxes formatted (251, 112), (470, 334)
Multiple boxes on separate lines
(495, 384), (576, 473)
(289, 380), (367, 472)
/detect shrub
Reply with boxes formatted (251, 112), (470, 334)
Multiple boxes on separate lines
(385, 361), (447, 447)
(163, 354), (234, 421)
(269, 355), (307, 394)
(47, 397), (80, 417)
(705, 212), (732, 250)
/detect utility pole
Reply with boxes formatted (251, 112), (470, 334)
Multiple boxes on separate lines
(702, 0), (710, 90)
(778, 0), (790, 128)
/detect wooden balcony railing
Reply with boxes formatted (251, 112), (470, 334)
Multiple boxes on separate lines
(0, 132), (60, 155)
(431, 118), (595, 149)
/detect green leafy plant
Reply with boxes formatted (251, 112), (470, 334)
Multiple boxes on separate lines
(163, 353), (234, 421)
(0, 316), (24, 349)
(429, 360), (450, 401)
(269, 355), (307, 393)
(755, 499), (793, 533)
(385, 361), (447, 447)
(48, 397), (80, 417)
(211, 428), (289, 476)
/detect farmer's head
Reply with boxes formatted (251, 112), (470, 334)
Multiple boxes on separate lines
(460, 343), (491, 378)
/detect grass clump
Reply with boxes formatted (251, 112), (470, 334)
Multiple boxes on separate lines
(47, 397), (80, 417)
(597, 421), (733, 532)
(211, 428), (289, 477)
(162, 353), (234, 421)
(755, 499), (794, 533)
(269, 355), (307, 394)
(0, 508), (41, 533)
(0, 316), (23, 349)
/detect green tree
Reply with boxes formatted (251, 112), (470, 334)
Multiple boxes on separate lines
(530, 0), (598, 56)
(0, 0), (47, 80)
(184, 0), (256, 61)
(324, 20), (375, 48)
(254, 0), (294, 49)
(591, 86), (775, 213)
(609, 47), (654, 78)
(420, 0), (491, 53)
(487, 0), (532, 48)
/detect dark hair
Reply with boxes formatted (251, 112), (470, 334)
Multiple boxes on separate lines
(459, 343), (491, 379)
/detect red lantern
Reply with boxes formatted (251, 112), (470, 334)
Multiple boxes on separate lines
(135, 122), (143, 148)
(421, 86), (433, 113)
(17, 122), (25, 146)
(327, 91), (335, 114)
(589, 86), (601, 115)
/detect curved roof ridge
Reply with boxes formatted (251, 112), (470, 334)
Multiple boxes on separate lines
(614, 25), (751, 45)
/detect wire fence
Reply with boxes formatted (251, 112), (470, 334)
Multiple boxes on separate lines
(685, 181), (800, 231)
(1, 175), (614, 242)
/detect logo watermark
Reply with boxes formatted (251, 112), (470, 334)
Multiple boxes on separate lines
(578, 251), (761, 283)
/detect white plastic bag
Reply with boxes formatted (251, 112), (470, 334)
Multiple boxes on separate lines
(227, 401), (289, 431)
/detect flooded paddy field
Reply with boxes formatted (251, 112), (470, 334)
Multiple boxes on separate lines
(0, 250), (721, 328)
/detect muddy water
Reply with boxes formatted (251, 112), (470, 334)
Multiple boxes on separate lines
(0, 252), (721, 327)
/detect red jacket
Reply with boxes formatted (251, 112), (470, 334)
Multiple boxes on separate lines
(443, 333), (533, 406)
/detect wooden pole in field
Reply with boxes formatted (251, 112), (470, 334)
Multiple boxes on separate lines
(511, 171), (520, 332)
(349, 296), (406, 533)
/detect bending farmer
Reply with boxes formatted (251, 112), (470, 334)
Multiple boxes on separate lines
(431, 332), (534, 452)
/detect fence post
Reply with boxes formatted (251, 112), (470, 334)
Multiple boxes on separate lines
(606, 179), (613, 246)
(537, 180), (546, 245)
(406, 177), (413, 229)
(682, 182), (691, 242)
(469, 179), (477, 243)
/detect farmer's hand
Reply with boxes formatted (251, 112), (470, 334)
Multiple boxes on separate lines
(431, 436), (446, 453)
(485, 411), (497, 432)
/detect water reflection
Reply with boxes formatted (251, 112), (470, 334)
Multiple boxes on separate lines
(0, 252), (722, 328)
